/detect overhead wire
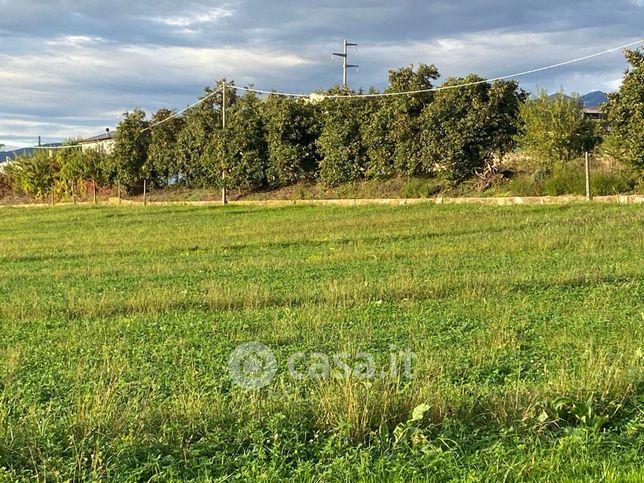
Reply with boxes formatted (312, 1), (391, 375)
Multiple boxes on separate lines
(228, 39), (643, 99)
(27, 38), (643, 149)
(32, 86), (223, 149)
(140, 86), (223, 132)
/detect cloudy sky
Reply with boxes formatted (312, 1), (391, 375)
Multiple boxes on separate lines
(0, 0), (642, 149)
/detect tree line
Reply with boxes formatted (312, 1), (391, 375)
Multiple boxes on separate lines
(110, 65), (528, 193)
(2, 49), (642, 200)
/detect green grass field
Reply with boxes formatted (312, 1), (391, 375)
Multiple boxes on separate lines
(0, 203), (642, 481)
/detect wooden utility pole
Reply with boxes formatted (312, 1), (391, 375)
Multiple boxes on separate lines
(585, 152), (592, 201)
(221, 79), (228, 205)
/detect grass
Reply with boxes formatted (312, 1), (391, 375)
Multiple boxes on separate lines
(0, 203), (642, 481)
(129, 169), (641, 203)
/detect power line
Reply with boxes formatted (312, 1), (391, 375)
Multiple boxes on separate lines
(141, 86), (223, 132)
(229, 39), (643, 99)
(28, 38), (643, 149)
(33, 86), (224, 149)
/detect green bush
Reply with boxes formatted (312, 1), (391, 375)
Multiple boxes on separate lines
(3, 151), (59, 198)
(543, 166), (586, 196)
(590, 172), (635, 195)
(503, 170), (635, 197)
(400, 178), (443, 198)
(516, 90), (599, 165)
(506, 174), (543, 196)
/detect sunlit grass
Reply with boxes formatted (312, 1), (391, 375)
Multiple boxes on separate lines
(0, 203), (642, 480)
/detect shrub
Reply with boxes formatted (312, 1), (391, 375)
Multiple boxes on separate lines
(590, 172), (634, 195)
(543, 167), (585, 196)
(400, 178), (443, 198)
(0, 170), (12, 198)
(3, 151), (59, 198)
(263, 96), (320, 187)
(517, 90), (599, 166)
(506, 174), (543, 197)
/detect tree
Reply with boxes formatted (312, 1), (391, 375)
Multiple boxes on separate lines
(363, 64), (439, 178)
(485, 80), (528, 161)
(147, 109), (185, 185)
(0, 170), (10, 198)
(604, 48), (644, 170)
(175, 81), (235, 187)
(112, 109), (150, 193)
(57, 141), (108, 201)
(57, 140), (84, 195)
(421, 76), (526, 180)
(516, 89), (598, 166)
(209, 90), (267, 191)
(4, 150), (59, 198)
(317, 87), (369, 186)
(262, 95), (320, 186)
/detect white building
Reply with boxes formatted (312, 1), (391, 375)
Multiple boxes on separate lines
(80, 130), (115, 154)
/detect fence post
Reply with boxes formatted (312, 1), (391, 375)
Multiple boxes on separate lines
(118, 181), (121, 204)
(72, 180), (76, 205)
(93, 180), (97, 204)
(221, 171), (227, 205)
(144, 179), (147, 206)
(221, 79), (228, 206)
(585, 152), (592, 201)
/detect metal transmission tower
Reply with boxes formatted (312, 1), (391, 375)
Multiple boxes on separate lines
(332, 40), (359, 87)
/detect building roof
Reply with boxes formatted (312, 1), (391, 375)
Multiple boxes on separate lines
(81, 131), (115, 143)
(582, 106), (605, 115)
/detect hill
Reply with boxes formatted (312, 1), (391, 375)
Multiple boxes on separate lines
(547, 91), (609, 107)
(581, 91), (609, 107)
(1, 144), (62, 163)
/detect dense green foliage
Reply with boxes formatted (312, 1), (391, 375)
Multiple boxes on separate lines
(263, 95), (321, 186)
(517, 90), (598, 165)
(147, 108), (186, 185)
(2, 150), (59, 197)
(59, 139), (108, 191)
(1, 65), (528, 197)
(317, 88), (371, 185)
(2, 144), (109, 202)
(218, 91), (268, 190)
(175, 82), (233, 188)
(605, 48), (644, 170)
(422, 76), (526, 180)
(0, 204), (642, 480)
(362, 65), (439, 178)
(111, 109), (150, 192)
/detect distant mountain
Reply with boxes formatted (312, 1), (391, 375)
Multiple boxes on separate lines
(546, 91), (609, 108)
(580, 91), (609, 107)
(1, 147), (34, 162)
(1, 144), (62, 164)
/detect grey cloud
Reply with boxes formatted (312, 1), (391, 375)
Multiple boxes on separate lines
(0, 0), (642, 146)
